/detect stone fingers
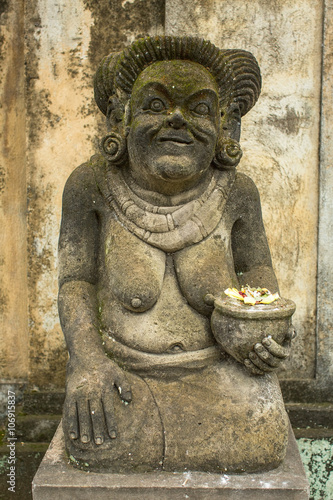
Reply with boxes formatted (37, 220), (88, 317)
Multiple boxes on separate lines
(89, 397), (106, 445)
(77, 398), (92, 444)
(253, 343), (281, 367)
(65, 399), (79, 441)
(114, 372), (132, 403)
(244, 358), (265, 375)
(71, 393), (118, 444)
(244, 336), (291, 376)
(248, 351), (276, 372)
(262, 337), (290, 359)
(102, 390), (118, 440)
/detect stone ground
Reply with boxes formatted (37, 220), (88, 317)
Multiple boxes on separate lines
(0, 396), (332, 500)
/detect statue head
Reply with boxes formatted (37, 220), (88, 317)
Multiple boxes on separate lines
(94, 36), (261, 191)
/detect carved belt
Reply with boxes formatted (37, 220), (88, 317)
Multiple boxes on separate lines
(102, 334), (221, 378)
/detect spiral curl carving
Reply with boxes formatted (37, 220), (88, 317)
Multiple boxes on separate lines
(213, 138), (243, 170)
(100, 132), (127, 166)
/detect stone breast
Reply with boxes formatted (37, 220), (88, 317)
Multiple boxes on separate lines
(101, 213), (239, 316)
(174, 218), (239, 316)
(102, 215), (166, 312)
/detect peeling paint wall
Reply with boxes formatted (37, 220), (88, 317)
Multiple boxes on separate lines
(0, 0), (332, 395)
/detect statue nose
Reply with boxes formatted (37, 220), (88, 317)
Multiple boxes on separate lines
(166, 109), (187, 129)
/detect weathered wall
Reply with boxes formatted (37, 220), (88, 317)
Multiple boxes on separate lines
(0, 0), (332, 398)
(0, 0), (28, 380)
(24, 0), (96, 387)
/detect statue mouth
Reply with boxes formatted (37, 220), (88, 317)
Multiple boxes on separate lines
(158, 134), (193, 146)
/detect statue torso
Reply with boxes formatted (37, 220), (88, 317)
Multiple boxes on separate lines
(87, 156), (242, 354)
(97, 208), (238, 354)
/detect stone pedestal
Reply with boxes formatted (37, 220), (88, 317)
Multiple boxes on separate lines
(32, 422), (309, 499)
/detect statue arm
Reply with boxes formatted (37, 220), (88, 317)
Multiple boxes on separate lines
(230, 174), (294, 374)
(58, 163), (105, 365)
(58, 163), (131, 446)
(231, 174), (279, 293)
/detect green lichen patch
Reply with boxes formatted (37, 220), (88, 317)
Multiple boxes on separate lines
(298, 437), (333, 500)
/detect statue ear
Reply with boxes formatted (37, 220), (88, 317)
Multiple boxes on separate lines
(220, 103), (241, 142)
(106, 96), (127, 132)
(213, 137), (242, 170)
(213, 103), (242, 170)
(102, 96), (129, 167)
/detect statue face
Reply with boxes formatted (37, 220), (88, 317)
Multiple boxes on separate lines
(126, 60), (220, 194)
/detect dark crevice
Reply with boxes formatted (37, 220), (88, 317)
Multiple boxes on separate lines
(0, 0), (9, 17)
(142, 378), (166, 469)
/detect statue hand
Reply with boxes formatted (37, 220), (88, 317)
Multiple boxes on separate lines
(244, 325), (296, 376)
(64, 357), (132, 445)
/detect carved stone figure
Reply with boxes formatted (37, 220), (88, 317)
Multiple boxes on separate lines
(58, 36), (295, 473)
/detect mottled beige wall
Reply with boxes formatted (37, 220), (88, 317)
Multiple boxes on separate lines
(166, 0), (322, 378)
(0, 0), (328, 390)
(0, 0), (28, 380)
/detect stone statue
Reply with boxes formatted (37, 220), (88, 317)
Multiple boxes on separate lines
(58, 36), (296, 474)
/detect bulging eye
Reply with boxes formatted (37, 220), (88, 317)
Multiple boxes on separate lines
(149, 98), (165, 112)
(193, 103), (209, 115)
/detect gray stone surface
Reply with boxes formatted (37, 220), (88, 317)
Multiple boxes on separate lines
(32, 423), (309, 499)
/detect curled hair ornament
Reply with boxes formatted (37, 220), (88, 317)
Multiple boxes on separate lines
(213, 137), (243, 170)
(100, 132), (127, 167)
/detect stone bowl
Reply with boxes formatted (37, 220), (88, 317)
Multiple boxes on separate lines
(211, 296), (296, 364)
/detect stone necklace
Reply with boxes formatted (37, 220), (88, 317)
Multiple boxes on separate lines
(93, 156), (235, 253)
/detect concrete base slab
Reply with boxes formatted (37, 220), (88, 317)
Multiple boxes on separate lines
(32, 423), (309, 499)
